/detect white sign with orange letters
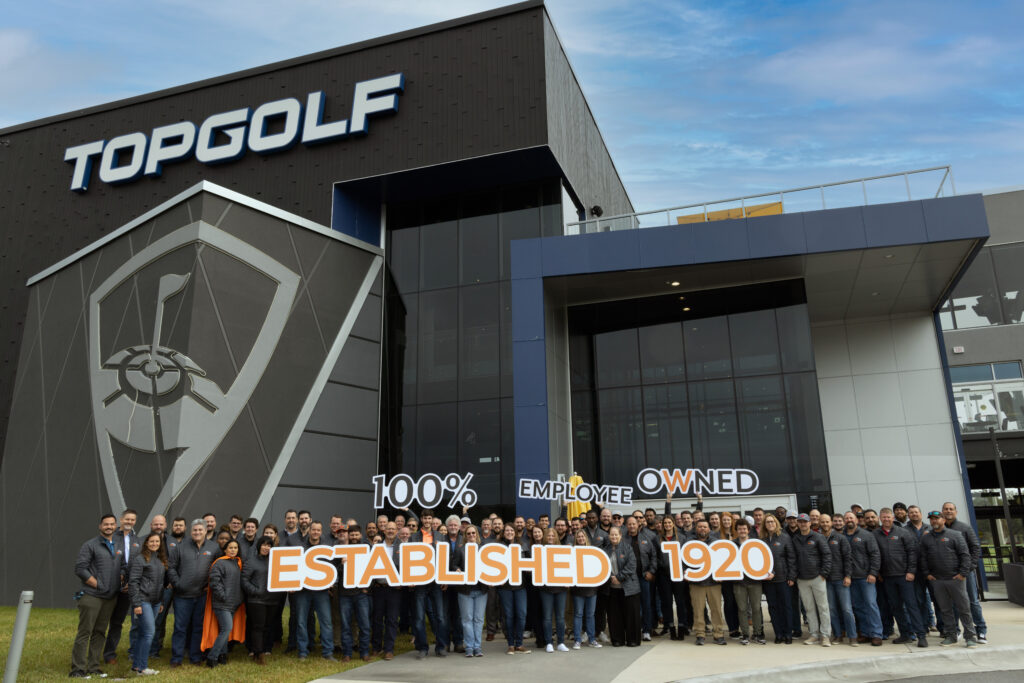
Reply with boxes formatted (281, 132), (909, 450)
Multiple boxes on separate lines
(660, 539), (774, 582)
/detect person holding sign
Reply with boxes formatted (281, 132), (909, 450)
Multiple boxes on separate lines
(539, 528), (570, 652)
(689, 520), (726, 646)
(454, 525), (488, 657)
(498, 524), (530, 654)
(792, 513), (832, 647)
(571, 529), (601, 650)
(731, 519), (765, 645)
(656, 514), (689, 640)
(605, 526), (641, 647)
(760, 514), (795, 643)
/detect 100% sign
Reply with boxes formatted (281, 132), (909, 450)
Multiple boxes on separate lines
(372, 472), (478, 509)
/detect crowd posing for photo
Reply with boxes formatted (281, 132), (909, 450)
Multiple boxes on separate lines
(69, 497), (988, 678)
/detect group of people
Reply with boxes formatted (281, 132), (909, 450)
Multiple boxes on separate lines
(69, 497), (989, 678)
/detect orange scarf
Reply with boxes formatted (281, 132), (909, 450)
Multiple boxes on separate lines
(200, 556), (247, 652)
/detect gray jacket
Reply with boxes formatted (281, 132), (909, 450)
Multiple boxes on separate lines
(919, 527), (972, 580)
(946, 519), (981, 570)
(843, 528), (881, 579)
(791, 530), (832, 580)
(241, 552), (276, 605)
(209, 557), (244, 611)
(824, 531), (852, 581)
(127, 553), (166, 607)
(584, 525), (610, 550)
(873, 526), (918, 577)
(75, 535), (125, 599)
(627, 528), (659, 575)
(607, 542), (640, 596)
(167, 538), (219, 598)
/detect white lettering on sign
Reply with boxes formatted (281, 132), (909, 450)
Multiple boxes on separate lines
(517, 478), (633, 505)
(635, 467), (759, 496)
(64, 73), (404, 192)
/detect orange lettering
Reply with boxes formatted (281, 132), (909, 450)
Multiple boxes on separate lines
(358, 544), (400, 586)
(546, 546), (573, 585)
(333, 545), (367, 588)
(510, 544), (543, 586)
(575, 546), (611, 586)
(400, 542), (435, 585)
(711, 540), (742, 580)
(478, 544), (510, 585)
(268, 547), (303, 591)
(661, 468), (692, 495)
(435, 543), (467, 585)
(660, 541), (684, 581)
(303, 547), (337, 589)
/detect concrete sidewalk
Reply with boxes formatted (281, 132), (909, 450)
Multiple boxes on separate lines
(314, 601), (1024, 683)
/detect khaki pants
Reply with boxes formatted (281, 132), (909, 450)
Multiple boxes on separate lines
(732, 582), (764, 638)
(690, 584), (725, 639)
(72, 593), (117, 675)
(798, 576), (831, 639)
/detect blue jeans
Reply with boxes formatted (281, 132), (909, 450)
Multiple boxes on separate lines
(338, 592), (371, 658)
(826, 581), (857, 639)
(913, 579), (935, 631)
(171, 594), (205, 664)
(762, 582), (792, 638)
(849, 578), (882, 639)
(573, 594), (597, 644)
(965, 570), (987, 633)
(129, 602), (157, 671)
(413, 585), (449, 653)
(639, 578), (654, 633)
(295, 590), (334, 657)
(498, 587), (527, 647)
(458, 590), (487, 653)
(207, 608), (233, 662)
(880, 576), (925, 638)
(150, 586), (173, 657)
(539, 591), (567, 645)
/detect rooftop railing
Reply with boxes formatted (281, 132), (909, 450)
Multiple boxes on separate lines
(565, 165), (956, 235)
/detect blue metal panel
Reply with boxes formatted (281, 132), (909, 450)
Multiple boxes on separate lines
(922, 194), (988, 242)
(332, 185), (380, 245)
(510, 238), (544, 280)
(747, 213), (807, 258)
(511, 277), (545, 341)
(515, 469), (555, 520)
(583, 229), (641, 273)
(638, 223), (695, 268)
(512, 339), (548, 406)
(863, 200), (927, 247)
(541, 234), (589, 276)
(804, 206), (867, 253)
(692, 217), (750, 263)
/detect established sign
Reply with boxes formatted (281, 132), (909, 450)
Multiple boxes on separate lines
(64, 73), (404, 192)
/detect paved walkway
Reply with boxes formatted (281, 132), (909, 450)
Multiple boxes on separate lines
(314, 601), (1024, 683)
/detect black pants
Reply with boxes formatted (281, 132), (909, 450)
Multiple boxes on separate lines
(790, 583), (803, 636)
(248, 602), (269, 655)
(103, 591), (131, 661)
(595, 589), (609, 635)
(371, 585), (401, 654)
(656, 570), (690, 630)
(607, 589), (642, 646)
(722, 582), (740, 633)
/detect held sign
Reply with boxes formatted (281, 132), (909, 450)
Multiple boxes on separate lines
(660, 540), (774, 582)
(267, 543), (611, 591)
(636, 467), (759, 496)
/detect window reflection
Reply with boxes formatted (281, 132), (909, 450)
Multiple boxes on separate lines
(940, 242), (1024, 330)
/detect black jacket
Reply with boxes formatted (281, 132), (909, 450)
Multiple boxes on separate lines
(75, 535), (125, 599)
(873, 526), (918, 577)
(763, 533), (796, 583)
(606, 542), (640, 596)
(824, 531), (852, 581)
(584, 525), (610, 550)
(241, 552), (276, 605)
(791, 531), (832, 580)
(946, 519), (981, 570)
(843, 528), (881, 579)
(209, 557), (244, 611)
(919, 528), (971, 580)
(167, 538), (219, 598)
(127, 554), (166, 607)
(628, 528), (659, 575)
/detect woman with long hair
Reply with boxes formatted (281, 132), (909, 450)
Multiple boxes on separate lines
(760, 514), (796, 643)
(242, 537), (276, 665)
(525, 524), (545, 646)
(498, 524), (530, 654)
(454, 524), (487, 657)
(202, 539), (246, 667)
(571, 529), (601, 649)
(539, 527), (569, 652)
(655, 515), (689, 640)
(605, 526), (641, 647)
(260, 525), (286, 647)
(718, 512), (741, 638)
(128, 532), (167, 675)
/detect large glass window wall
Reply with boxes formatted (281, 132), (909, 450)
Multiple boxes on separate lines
(951, 362), (1024, 434)
(569, 281), (830, 506)
(940, 243), (1024, 330)
(382, 180), (565, 513)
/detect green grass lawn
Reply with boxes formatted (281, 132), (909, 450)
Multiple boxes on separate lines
(0, 604), (415, 682)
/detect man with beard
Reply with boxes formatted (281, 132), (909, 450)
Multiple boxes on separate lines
(337, 525), (372, 662)
(70, 514), (124, 679)
(905, 506), (937, 635)
(843, 511), (882, 646)
(920, 511), (978, 647)
(892, 503), (910, 528)
(689, 520), (726, 646)
(874, 508), (927, 647)
(103, 509), (139, 665)
(625, 516), (658, 641)
(229, 515), (244, 539)
(820, 514), (855, 645)
(202, 513), (217, 542)
(942, 502), (986, 642)
(792, 513), (832, 647)
(167, 520), (218, 666)
(296, 522), (337, 661)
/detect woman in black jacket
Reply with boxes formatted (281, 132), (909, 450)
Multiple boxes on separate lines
(606, 526), (641, 647)
(760, 515), (796, 643)
(498, 524), (530, 654)
(242, 537), (275, 665)
(203, 539), (245, 667)
(524, 524), (545, 646)
(128, 532), (167, 675)
(655, 515), (689, 640)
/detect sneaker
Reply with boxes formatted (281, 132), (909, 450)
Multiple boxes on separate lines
(546, 643), (554, 653)
(918, 637), (928, 648)
(507, 647), (515, 655)
(515, 646), (531, 653)
(323, 655), (338, 662)
(642, 632), (652, 642)
(598, 632), (611, 644)
(415, 650), (427, 660)
(435, 649), (448, 657)
(587, 641), (602, 648)
(139, 669), (159, 676)
(474, 650), (483, 657)
(940, 637), (957, 646)
(821, 638), (831, 647)
(695, 637), (705, 646)
(804, 637), (820, 646)
(729, 631), (741, 640)
(755, 635), (766, 645)
(557, 643), (569, 652)
(965, 639), (979, 648)
(893, 636), (912, 645)
(465, 651), (474, 658)
(572, 641), (581, 650)
(977, 633), (987, 644)
(848, 640), (858, 647)
(68, 673), (89, 679)
(714, 637), (727, 645)
(740, 637), (749, 645)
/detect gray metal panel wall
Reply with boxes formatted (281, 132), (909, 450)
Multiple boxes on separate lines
(542, 14), (634, 218)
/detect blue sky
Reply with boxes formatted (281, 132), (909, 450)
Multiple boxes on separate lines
(2, 0), (1021, 210)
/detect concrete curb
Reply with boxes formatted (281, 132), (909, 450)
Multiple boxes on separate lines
(675, 645), (1024, 682)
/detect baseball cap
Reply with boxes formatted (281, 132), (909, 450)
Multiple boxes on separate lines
(893, 502), (908, 511)
(460, 516), (471, 524)
(785, 510), (797, 519)
(927, 510), (943, 518)
(612, 513), (623, 519)
(797, 513), (810, 522)
(744, 515), (755, 527)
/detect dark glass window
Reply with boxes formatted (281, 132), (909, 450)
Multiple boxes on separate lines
(684, 316), (732, 380)
(499, 282), (515, 397)
(499, 185), (542, 279)
(729, 310), (780, 376)
(400, 293), (418, 403)
(388, 227), (419, 294)
(992, 243), (1024, 324)
(459, 283), (500, 400)
(786, 372), (829, 494)
(570, 333), (595, 390)
(459, 399), (501, 503)
(416, 402), (457, 473)
(419, 220), (458, 291)
(950, 364), (994, 383)
(595, 329), (641, 388)
(597, 387), (645, 487)
(639, 323), (685, 384)
(417, 288), (458, 403)
(994, 362), (1023, 380)
(777, 305), (815, 372)
(500, 398), (515, 505)
(688, 380), (740, 470)
(949, 250), (1001, 328)
(459, 204), (499, 285)
(737, 376), (791, 491)
(571, 391), (598, 484)
(643, 383), (691, 469)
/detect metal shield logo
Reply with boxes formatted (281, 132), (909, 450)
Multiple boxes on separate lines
(88, 222), (299, 522)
